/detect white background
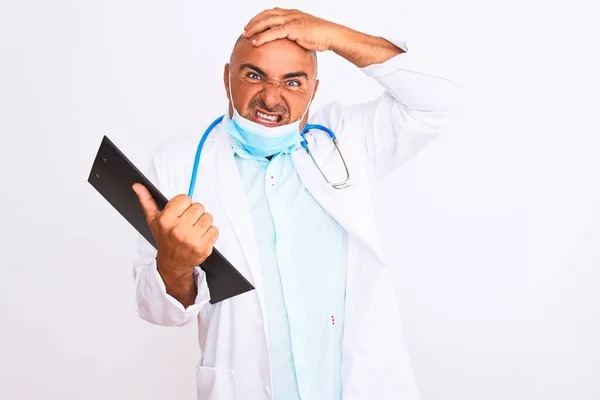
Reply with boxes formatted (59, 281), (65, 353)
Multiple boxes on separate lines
(0, 0), (598, 399)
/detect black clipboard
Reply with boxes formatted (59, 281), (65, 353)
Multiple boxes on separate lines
(87, 135), (255, 304)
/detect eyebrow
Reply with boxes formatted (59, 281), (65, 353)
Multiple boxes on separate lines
(240, 63), (309, 80)
(282, 71), (309, 80)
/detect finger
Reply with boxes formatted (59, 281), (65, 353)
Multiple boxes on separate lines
(193, 212), (214, 235)
(132, 183), (160, 224)
(202, 226), (219, 248)
(162, 194), (193, 219)
(243, 14), (288, 38)
(179, 202), (206, 226)
(244, 8), (287, 32)
(251, 25), (293, 46)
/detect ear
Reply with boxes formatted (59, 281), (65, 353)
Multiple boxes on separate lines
(311, 79), (320, 102)
(223, 63), (230, 100)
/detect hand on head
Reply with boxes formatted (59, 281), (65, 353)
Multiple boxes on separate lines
(242, 7), (337, 51)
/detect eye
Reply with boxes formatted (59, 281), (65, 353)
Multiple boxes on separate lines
(286, 80), (300, 87)
(247, 72), (262, 80)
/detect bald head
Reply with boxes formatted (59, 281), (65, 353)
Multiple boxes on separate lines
(230, 35), (317, 72)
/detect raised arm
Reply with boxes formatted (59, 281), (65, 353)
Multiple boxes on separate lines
(344, 44), (463, 178)
(243, 8), (463, 178)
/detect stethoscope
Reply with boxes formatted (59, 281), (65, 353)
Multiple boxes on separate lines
(187, 115), (351, 198)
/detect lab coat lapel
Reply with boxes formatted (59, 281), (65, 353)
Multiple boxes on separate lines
(291, 138), (386, 264)
(196, 125), (266, 305)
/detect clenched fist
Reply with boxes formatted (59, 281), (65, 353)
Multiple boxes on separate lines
(132, 183), (219, 279)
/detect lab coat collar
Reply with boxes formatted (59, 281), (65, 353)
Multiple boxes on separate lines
(290, 138), (386, 265)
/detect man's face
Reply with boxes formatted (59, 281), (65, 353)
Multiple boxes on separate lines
(224, 37), (319, 128)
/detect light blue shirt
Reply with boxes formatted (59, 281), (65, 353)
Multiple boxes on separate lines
(232, 142), (347, 400)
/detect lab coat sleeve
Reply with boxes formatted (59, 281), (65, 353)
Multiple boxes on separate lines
(132, 154), (212, 327)
(344, 39), (464, 179)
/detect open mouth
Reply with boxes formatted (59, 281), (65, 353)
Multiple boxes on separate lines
(254, 109), (282, 126)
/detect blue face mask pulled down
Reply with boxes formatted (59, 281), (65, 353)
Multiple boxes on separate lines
(224, 109), (305, 158)
(224, 76), (313, 158)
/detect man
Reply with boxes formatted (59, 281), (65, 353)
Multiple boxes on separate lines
(131, 7), (461, 400)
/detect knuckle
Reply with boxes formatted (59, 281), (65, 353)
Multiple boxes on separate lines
(174, 194), (192, 206)
(190, 202), (205, 215)
(171, 225), (186, 242)
(196, 212), (212, 227)
(156, 215), (168, 230)
(171, 193), (187, 202)
(205, 227), (219, 244)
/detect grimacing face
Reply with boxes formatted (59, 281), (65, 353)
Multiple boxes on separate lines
(223, 36), (319, 128)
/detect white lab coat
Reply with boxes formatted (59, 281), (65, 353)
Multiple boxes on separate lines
(133, 43), (462, 400)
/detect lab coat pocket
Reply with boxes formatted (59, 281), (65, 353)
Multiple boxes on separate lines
(196, 364), (238, 400)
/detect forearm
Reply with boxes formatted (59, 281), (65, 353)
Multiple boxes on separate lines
(157, 255), (197, 308)
(329, 25), (404, 68)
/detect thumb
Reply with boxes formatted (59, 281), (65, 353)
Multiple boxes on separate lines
(132, 183), (160, 223)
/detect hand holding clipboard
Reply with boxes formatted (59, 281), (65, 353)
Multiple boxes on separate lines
(131, 183), (220, 307)
(88, 136), (254, 304)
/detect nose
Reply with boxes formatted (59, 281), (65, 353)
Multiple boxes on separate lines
(260, 83), (283, 110)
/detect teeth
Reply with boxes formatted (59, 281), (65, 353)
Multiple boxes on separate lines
(257, 111), (278, 122)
